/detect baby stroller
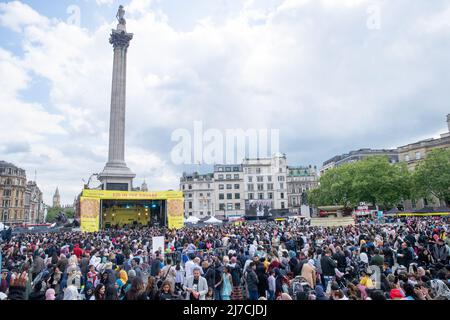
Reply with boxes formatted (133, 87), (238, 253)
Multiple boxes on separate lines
(290, 276), (313, 300)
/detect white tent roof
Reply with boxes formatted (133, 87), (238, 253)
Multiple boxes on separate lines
(205, 216), (222, 224)
(185, 216), (200, 223)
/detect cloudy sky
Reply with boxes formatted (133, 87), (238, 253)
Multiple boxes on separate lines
(1, 0), (449, 205)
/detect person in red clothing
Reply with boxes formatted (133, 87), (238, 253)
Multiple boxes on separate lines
(73, 244), (83, 259)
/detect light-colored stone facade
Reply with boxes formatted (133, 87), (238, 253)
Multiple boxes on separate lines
(213, 164), (245, 219)
(242, 153), (288, 211)
(180, 173), (215, 218)
(0, 161), (27, 224)
(287, 166), (319, 217)
(25, 181), (44, 224)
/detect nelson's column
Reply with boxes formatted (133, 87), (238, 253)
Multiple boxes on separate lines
(98, 5), (136, 191)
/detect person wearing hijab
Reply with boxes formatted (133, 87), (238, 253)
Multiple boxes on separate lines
(45, 288), (56, 300)
(430, 279), (450, 300)
(63, 285), (80, 300)
(81, 282), (95, 300)
(314, 285), (329, 300)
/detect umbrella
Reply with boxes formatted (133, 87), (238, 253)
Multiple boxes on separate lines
(204, 216), (223, 224)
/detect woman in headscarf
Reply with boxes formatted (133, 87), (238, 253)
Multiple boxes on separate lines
(45, 288), (56, 300)
(63, 285), (80, 300)
(81, 282), (94, 300)
(314, 285), (329, 300)
(430, 279), (450, 300)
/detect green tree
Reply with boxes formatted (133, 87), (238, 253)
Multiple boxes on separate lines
(308, 156), (412, 210)
(412, 148), (450, 206)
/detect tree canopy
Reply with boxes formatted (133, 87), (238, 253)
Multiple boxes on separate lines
(412, 148), (450, 206)
(309, 156), (412, 210)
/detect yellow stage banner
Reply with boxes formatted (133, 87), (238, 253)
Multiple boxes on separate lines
(82, 189), (183, 200)
(167, 199), (184, 230)
(80, 197), (100, 233)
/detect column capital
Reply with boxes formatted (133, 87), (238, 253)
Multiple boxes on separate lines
(110, 29), (133, 49)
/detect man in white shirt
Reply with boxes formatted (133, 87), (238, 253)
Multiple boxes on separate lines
(184, 254), (196, 278)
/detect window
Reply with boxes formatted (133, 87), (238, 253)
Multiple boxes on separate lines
(405, 154), (410, 162)
(279, 168), (282, 173)
(226, 174), (231, 180)
(248, 176), (253, 182)
(200, 211), (204, 216)
(15, 200), (18, 207)
(249, 193), (254, 200)
(219, 184), (224, 190)
(218, 174), (224, 179)
(219, 204), (225, 211)
(188, 193), (192, 198)
(234, 184), (240, 189)
(218, 167), (224, 172)
(207, 211), (211, 216)
(207, 193), (210, 197)
(256, 168), (261, 174)
(415, 152), (421, 160)
(258, 193), (264, 200)
(225, 167), (231, 172)
(247, 168), (252, 174)
(267, 176), (272, 182)
(3, 189), (11, 197)
(234, 193), (240, 199)
(188, 185), (192, 190)
(257, 184), (264, 191)
(227, 193), (232, 200)
(268, 193), (273, 200)
(281, 202), (285, 209)
(188, 202), (192, 209)
(247, 184), (254, 191)
(234, 174), (239, 179)
(280, 183), (284, 189)
(278, 176), (285, 182)
(227, 204), (233, 210)
(267, 183), (273, 190)
(281, 192), (284, 199)
(219, 194), (224, 200)
(257, 176), (263, 182)
(235, 203), (241, 210)
(182, 185), (185, 190)
(226, 184), (232, 189)
(199, 193), (203, 197)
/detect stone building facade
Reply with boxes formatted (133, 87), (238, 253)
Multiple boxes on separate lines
(24, 181), (44, 224)
(180, 172), (215, 218)
(0, 161), (27, 224)
(213, 164), (245, 219)
(287, 165), (319, 217)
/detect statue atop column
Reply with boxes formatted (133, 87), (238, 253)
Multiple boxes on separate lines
(117, 5), (126, 25)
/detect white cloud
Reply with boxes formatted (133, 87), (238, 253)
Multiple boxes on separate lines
(0, 0), (49, 32)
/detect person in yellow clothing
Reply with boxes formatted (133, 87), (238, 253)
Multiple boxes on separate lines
(359, 270), (375, 289)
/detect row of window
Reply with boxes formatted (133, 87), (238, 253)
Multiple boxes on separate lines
(1, 199), (23, 207)
(247, 183), (285, 191)
(216, 174), (240, 180)
(216, 166), (241, 172)
(244, 167), (285, 174)
(404, 152), (422, 162)
(218, 193), (240, 200)
(218, 184), (240, 190)
(247, 192), (285, 200)
(2, 189), (22, 198)
(1, 178), (25, 186)
(247, 176), (285, 182)
(0, 168), (25, 176)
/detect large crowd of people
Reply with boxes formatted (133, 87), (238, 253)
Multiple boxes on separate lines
(0, 216), (449, 301)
